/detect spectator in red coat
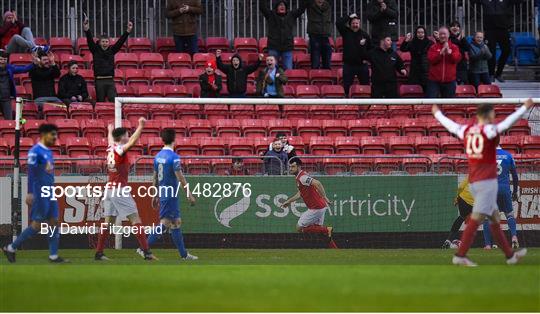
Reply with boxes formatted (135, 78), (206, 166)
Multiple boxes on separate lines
(426, 27), (462, 98)
(0, 11), (44, 53)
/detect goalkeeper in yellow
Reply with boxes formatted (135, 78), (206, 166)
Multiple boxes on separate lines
(442, 177), (474, 249)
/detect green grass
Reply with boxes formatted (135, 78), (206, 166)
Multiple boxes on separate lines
(1, 248), (539, 312)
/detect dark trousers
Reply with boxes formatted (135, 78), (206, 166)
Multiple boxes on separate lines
(343, 63), (369, 97)
(309, 35), (332, 69)
(469, 72), (491, 89)
(229, 93), (246, 98)
(426, 80), (456, 98)
(447, 197), (473, 240)
(174, 34), (199, 55)
(95, 78), (117, 102)
(1, 99), (12, 120)
(485, 29), (511, 77)
(372, 81), (398, 98)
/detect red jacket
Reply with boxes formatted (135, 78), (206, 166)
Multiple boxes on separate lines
(427, 41), (462, 83)
(0, 21), (25, 49)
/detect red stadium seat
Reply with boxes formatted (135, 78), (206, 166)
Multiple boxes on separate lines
(162, 85), (188, 97)
(115, 53), (139, 69)
(9, 53), (33, 66)
(162, 120), (188, 137)
(309, 136), (334, 155)
(320, 85), (345, 98)
(215, 119), (242, 138)
(330, 53), (343, 69)
(174, 104), (201, 119)
(183, 158), (212, 175)
(94, 102), (114, 120)
(283, 85), (296, 98)
(77, 37), (95, 56)
(0, 138), (9, 156)
(230, 105), (255, 119)
(124, 69), (150, 89)
(296, 85), (320, 98)
(283, 105), (309, 119)
(177, 68), (203, 90)
(522, 136), (540, 154)
(349, 85), (371, 98)
(455, 85), (477, 97)
(440, 136), (463, 154)
(60, 54), (85, 69)
(285, 69), (309, 87)
(361, 136), (386, 154)
(335, 37), (343, 52)
(415, 136), (440, 154)
(297, 119), (323, 142)
(174, 138), (198, 156)
(268, 120), (293, 137)
(323, 157), (349, 175)
(69, 102), (94, 120)
(348, 119), (374, 137)
(65, 137), (91, 157)
(49, 37), (74, 55)
(499, 136), (523, 154)
(43, 103), (69, 121)
(150, 69), (175, 86)
(0, 120), (16, 142)
(200, 138), (226, 156)
(258, 37), (268, 53)
(335, 105), (360, 119)
(167, 53), (192, 70)
(156, 37), (176, 57)
(350, 158), (374, 174)
(205, 105), (229, 120)
(255, 105), (281, 119)
(229, 137), (256, 156)
(293, 37), (308, 53)
(88, 137), (109, 156)
(15, 86), (31, 99)
(364, 105), (388, 119)
(399, 84), (424, 98)
(188, 120), (213, 137)
(128, 37), (152, 53)
(402, 157), (431, 174)
(116, 84), (137, 97)
(376, 119), (401, 136)
(294, 53), (311, 69)
(477, 84), (502, 98)
(81, 119), (106, 138)
(241, 119), (268, 137)
(140, 137), (164, 155)
(507, 119), (530, 136)
(55, 119), (80, 139)
(23, 120), (45, 141)
(234, 37), (258, 53)
(389, 136), (416, 155)
(108, 37), (128, 52)
(322, 120), (348, 138)
(401, 118), (428, 136)
(309, 69), (335, 87)
(335, 137), (360, 155)
(205, 37), (230, 53)
(138, 85), (163, 97)
(139, 53), (165, 69)
(253, 137), (273, 155)
(310, 105), (335, 120)
(374, 157), (402, 174)
(288, 136), (305, 153)
(15, 137), (34, 156)
(210, 158), (233, 175)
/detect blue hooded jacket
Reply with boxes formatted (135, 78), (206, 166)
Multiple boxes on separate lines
(3, 63), (34, 98)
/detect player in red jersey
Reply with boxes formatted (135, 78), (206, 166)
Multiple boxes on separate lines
(280, 158), (338, 249)
(94, 118), (156, 261)
(432, 99), (534, 266)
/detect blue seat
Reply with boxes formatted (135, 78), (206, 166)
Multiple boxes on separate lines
(512, 34), (537, 65)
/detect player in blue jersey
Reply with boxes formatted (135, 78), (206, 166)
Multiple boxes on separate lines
(2, 124), (68, 263)
(482, 145), (520, 249)
(137, 128), (197, 260)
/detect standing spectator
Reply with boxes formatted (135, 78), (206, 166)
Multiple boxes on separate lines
(264, 140), (288, 175)
(259, 0), (306, 70)
(0, 49), (35, 119)
(366, 0), (398, 44)
(216, 50), (263, 98)
(30, 51), (62, 106)
(256, 55), (288, 98)
(228, 158), (248, 176)
(83, 16), (132, 102)
(449, 21), (470, 85)
(165, 0), (203, 55)
(58, 61), (90, 105)
(336, 14), (372, 97)
(267, 132), (297, 160)
(468, 31), (493, 89)
(426, 27), (461, 98)
(472, 0), (524, 82)
(198, 59), (222, 98)
(0, 11), (45, 54)
(400, 26), (433, 89)
(304, 0), (332, 69)
(368, 36), (407, 98)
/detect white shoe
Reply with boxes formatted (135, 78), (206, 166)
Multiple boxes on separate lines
(450, 240), (461, 249)
(507, 248), (527, 265)
(182, 253), (198, 260)
(452, 255), (478, 267)
(136, 248), (144, 258)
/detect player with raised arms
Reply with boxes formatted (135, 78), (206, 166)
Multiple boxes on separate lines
(432, 99), (534, 266)
(138, 128), (198, 260)
(280, 158), (338, 249)
(94, 118), (156, 261)
(482, 144), (520, 249)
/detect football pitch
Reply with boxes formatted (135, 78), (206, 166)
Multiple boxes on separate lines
(1, 248), (539, 312)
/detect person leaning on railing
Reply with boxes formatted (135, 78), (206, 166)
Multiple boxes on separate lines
(83, 16), (132, 103)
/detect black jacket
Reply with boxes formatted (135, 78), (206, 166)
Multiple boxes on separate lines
(30, 65), (61, 99)
(198, 73), (223, 98)
(86, 30), (130, 77)
(58, 73), (89, 100)
(368, 47), (405, 83)
(304, 0), (332, 36)
(217, 54), (260, 95)
(399, 34), (433, 85)
(260, 0), (306, 52)
(472, 0), (524, 30)
(336, 17), (372, 66)
(366, 0), (398, 41)
(450, 34), (470, 73)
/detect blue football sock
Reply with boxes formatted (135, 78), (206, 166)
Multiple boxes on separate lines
(482, 220), (492, 246)
(11, 226), (38, 250)
(147, 224), (165, 247)
(171, 227), (187, 258)
(507, 215), (517, 237)
(47, 226), (60, 257)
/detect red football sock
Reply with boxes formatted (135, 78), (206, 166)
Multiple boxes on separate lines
(133, 223), (149, 251)
(96, 226), (109, 253)
(456, 218), (480, 257)
(301, 225), (328, 235)
(328, 239), (338, 249)
(489, 222), (513, 258)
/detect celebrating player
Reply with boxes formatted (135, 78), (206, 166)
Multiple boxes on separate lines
(280, 158), (338, 249)
(432, 99), (534, 266)
(442, 176), (474, 249)
(2, 124), (68, 263)
(139, 128), (198, 260)
(482, 144), (520, 249)
(94, 118), (156, 261)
